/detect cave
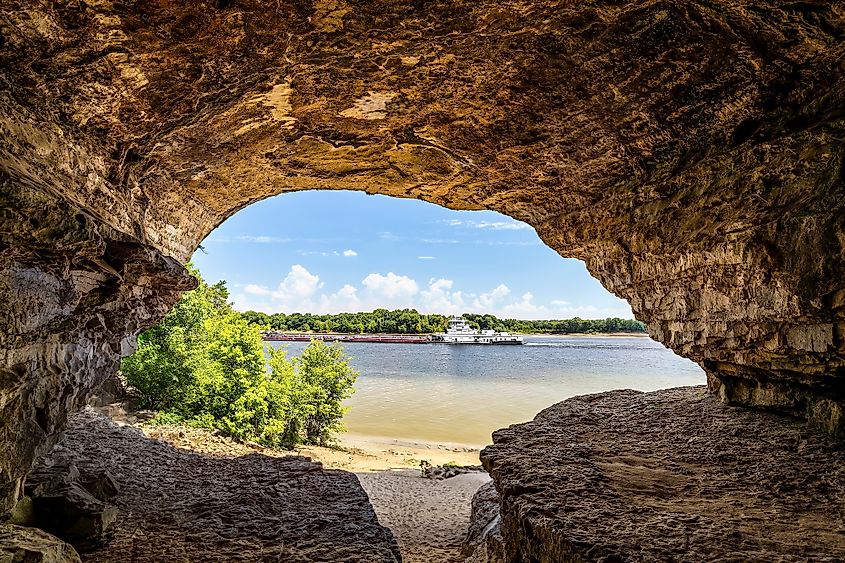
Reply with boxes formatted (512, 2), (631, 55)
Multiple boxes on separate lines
(1, 0), (844, 560)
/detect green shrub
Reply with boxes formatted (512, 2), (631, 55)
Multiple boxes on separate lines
(121, 265), (357, 449)
(267, 340), (358, 446)
(148, 411), (184, 426)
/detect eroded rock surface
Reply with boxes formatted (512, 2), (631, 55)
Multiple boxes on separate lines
(1, 0), (844, 515)
(26, 459), (119, 552)
(461, 481), (505, 563)
(0, 524), (81, 563)
(38, 409), (401, 562)
(481, 387), (845, 562)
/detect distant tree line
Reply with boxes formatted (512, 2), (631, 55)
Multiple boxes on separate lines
(241, 309), (448, 334)
(240, 309), (647, 334)
(462, 314), (646, 334)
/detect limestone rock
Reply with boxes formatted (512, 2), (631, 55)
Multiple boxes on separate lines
(461, 481), (505, 563)
(56, 409), (401, 562)
(481, 387), (845, 562)
(421, 461), (485, 480)
(1, 0), (844, 515)
(25, 459), (118, 553)
(0, 525), (81, 563)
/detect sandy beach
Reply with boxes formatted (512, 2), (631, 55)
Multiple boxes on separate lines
(300, 435), (489, 562)
(140, 424), (488, 562)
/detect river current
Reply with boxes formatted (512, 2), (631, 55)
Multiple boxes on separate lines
(269, 335), (705, 446)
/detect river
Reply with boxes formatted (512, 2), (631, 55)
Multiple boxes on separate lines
(268, 335), (705, 447)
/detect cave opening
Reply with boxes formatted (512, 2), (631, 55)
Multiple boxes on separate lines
(56, 188), (708, 562)
(187, 189), (705, 447)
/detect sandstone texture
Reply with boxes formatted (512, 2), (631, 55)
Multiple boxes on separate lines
(480, 387), (845, 562)
(36, 408), (401, 562)
(0, 0), (844, 516)
(357, 469), (489, 563)
(0, 525), (81, 563)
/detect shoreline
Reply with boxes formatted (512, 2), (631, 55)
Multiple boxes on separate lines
(298, 433), (483, 472)
(526, 332), (649, 337)
(137, 422), (482, 472)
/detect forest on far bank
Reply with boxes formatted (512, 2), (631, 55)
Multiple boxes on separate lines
(240, 309), (647, 335)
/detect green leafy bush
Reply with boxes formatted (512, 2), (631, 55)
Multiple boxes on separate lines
(121, 265), (357, 449)
(269, 340), (359, 446)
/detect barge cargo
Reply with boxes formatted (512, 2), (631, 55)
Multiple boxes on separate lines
(262, 332), (431, 344)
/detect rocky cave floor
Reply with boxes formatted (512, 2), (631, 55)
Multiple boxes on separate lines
(35, 409), (402, 562)
(478, 386), (845, 562)
(10, 388), (845, 562)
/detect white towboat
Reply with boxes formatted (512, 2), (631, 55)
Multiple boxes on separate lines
(432, 316), (524, 345)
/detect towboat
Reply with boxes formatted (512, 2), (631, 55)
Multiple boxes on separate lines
(431, 316), (524, 344)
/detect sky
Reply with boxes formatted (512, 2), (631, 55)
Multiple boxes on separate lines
(192, 190), (635, 320)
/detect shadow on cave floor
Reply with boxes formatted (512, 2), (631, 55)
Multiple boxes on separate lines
(44, 409), (401, 562)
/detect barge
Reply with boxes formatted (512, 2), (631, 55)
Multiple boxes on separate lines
(431, 316), (524, 344)
(263, 317), (524, 345)
(262, 332), (431, 344)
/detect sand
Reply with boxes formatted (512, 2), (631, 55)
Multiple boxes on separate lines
(357, 470), (490, 563)
(297, 433), (483, 471)
(299, 436), (490, 561)
(138, 424), (488, 562)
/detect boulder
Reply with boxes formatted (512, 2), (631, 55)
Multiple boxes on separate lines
(481, 387), (845, 561)
(0, 525), (81, 563)
(48, 409), (401, 563)
(25, 459), (118, 552)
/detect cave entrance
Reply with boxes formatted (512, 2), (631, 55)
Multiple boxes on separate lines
(187, 189), (705, 447)
(99, 188), (705, 561)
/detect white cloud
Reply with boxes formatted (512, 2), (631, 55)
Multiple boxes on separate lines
(299, 249), (359, 257)
(244, 283), (272, 296)
(438, 219), (530, 231)
(244, 265), (324, 303)
(420, 278), (466, 314)
(274, 264), (323, 300)
(421, 238), (461, 244)
(417, 256), (436, 260)
(473, 283), (511, 309)
(418, 237), (538, 247)
(319, 284), (360, 311)
(335, 284), (359, 299)
(501, 292), (545, 317)
(477, 221), (530, 231)
(239, 235), (285, 243)
(362, 272), (419, 300)
(230, 265), (635, 320)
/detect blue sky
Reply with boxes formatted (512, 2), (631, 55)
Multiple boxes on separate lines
(192, 190), (634, 320)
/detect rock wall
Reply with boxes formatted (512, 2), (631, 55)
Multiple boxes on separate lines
(1, 0), (844, 516)
(479, 388), (845, 561)
(0, 183), (194, 515)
